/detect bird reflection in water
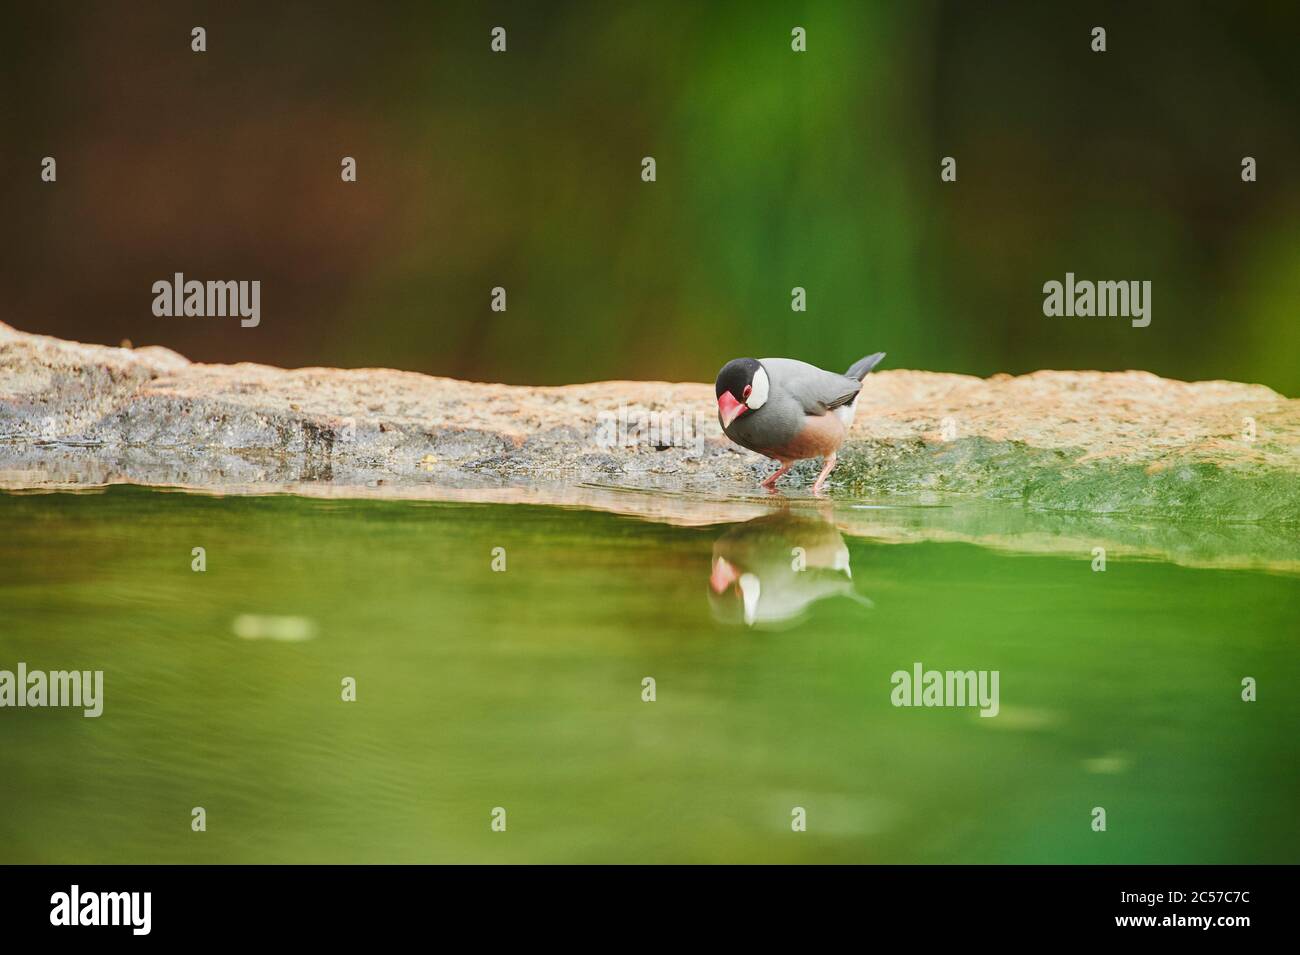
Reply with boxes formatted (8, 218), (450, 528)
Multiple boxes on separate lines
(707, 510), (873, 628)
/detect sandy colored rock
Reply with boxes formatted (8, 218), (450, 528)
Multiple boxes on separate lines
(1, 321), (1297, 529)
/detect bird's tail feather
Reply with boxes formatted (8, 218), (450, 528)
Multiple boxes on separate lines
(845, 352), (886, 381)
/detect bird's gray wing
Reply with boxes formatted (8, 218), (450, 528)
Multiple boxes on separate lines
(761, 358), (862, 415)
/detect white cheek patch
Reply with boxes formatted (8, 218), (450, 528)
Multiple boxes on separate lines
(833, 547), (852, 578)
(747, 365), (770, 409)
(738, 573), (761, 626)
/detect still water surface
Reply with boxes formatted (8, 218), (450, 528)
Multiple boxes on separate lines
(1, 488), (1295, 862)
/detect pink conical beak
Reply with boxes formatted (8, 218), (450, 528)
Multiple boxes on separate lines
(717, 392), (747, 429)
(710, 557), (739, 594)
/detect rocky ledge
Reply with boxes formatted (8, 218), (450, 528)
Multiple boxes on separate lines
(1, 322), (1297, 531)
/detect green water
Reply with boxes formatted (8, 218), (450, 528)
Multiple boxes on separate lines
(1, 487), (1296, 863)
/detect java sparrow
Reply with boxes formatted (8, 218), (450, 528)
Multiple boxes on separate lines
(708, 512), (867, 628)
(714, 352), (885, 493)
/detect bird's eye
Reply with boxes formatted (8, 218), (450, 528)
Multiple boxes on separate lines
(742, 385), (751, 399)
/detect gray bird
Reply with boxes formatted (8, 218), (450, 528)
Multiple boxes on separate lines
(714, 352), (885, 493)
(708, 512), (868, 628)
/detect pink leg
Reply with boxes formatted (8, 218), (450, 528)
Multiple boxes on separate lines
(811, 453), (838, 495)
(760, 461), (793, 491)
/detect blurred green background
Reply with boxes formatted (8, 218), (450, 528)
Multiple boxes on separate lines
(2, 1), (1296, 392)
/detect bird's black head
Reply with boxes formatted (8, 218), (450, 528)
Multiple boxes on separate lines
(715, 358), (761, 402)
(715, 358), (769, 428)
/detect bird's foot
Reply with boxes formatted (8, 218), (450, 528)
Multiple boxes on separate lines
(760, 461), (793, 490)
(811, 453), (838, 496)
